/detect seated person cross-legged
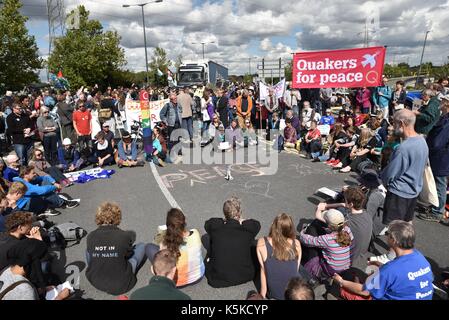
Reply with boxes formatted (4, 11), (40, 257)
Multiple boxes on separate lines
(115, 131), (143, 168)
(58, 138), (84, 173)
(203, 197), (261, 288)
(88, 131), (115, 168)
(334, 220), (434, 300)
(86, 202), (147, 295)
(302, 120), (322, 159)
(145, 208), (205, 288)
(283, 118), (299, 152)
(299, 209), (353, 282)
(314, 187), (373, 266)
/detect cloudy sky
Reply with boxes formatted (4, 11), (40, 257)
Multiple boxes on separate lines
(18, 0), (449, 77)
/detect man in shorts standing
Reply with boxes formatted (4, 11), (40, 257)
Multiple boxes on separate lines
(381, 109), (428, 224)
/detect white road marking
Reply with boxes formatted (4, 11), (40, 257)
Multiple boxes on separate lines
(149, 162), (182, 210)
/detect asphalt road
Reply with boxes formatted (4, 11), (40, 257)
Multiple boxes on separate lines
(47, 144), (449, 300)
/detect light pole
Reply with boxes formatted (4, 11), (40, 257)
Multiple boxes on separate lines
(191, 41), (215, 60)
(415, 30), (430, 89)
(123, 0), (163, 86)
(248, 56), (257, 75)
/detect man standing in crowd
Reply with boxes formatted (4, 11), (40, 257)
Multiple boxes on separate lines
(418, 97), (449, 222)
(236, 89), (253, 129)
(6, 103), (33, 165)
(320, 87), (333, 111)
(56, 93), (75, 142)
(373, 76), (392, 119)
(216, 88), (229, 129)
(381, 109), (428, 225)
(160, 93), (182, 151)
(72, 101), (92, 154)
(177, 87), (194, 142)
(414, 89), (441, 136)
(264, 88), (278, 129)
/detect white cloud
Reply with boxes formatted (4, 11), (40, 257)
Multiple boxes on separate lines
(20, 0), (449, 75)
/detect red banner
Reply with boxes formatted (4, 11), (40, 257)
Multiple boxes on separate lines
(292, 46), (386, 89)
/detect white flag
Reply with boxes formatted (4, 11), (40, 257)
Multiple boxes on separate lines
(259, 81), (269, 101)
(273, 78), (286, 99)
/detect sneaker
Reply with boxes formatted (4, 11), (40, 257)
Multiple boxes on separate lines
(158, 158), (166, 167)
(440, 218), (449, 226)
(63, 200), (80, 209)
(38, 209), (61, 217)
(325, 159), (334, 165)
(369, 253), (393, 265)
(58, 195), (80, 202)
(417, 212), (442, 222)
(228, 175), (234, 181)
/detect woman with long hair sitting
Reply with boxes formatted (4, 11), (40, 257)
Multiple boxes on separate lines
(145, 208), (205, 287)
(256, 213), (303, 300)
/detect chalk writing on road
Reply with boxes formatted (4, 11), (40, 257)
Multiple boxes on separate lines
(289, 163), (339, 177)
(160, 164), (267, 189)
(221, 180), (274, 199)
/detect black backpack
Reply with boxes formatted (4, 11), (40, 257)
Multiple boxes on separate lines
(45, 222), (87, 249)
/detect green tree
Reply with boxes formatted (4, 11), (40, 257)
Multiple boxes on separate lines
(174, 54), (183, 72)
(148, 47), (171, 87)
(47, 5), (125, 89)
(0, 0), (42, 93)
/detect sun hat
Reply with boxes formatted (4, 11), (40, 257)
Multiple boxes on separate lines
(323, 209), (345, 228)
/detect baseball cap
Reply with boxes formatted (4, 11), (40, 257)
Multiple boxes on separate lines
(248, 86), (255, 91)
(62, 138), (72, 146)
(323, 209), (345, 228)
(102, 122), (110, 127)
(5, 91), (12, 97)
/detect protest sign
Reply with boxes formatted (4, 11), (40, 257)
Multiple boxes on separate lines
(292, 46), (386, 89)
(124, 99), (169, 131)
(259, 78), (286, 101)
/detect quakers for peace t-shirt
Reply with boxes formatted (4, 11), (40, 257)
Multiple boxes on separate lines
(363, 250), (434, 300)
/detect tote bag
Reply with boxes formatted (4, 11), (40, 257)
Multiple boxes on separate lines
(418, 162), (439, 208)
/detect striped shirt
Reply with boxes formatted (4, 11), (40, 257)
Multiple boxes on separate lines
(299, 226), (354, 271)
(175, 229), (205, 287)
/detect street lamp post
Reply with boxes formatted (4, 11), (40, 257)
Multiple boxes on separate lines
(191, 41), (215, 60)
(415, 30), (430, 89)
(123, 0), (163, 86)
(248, 56), (257, 75)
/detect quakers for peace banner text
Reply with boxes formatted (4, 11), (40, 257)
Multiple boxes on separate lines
(292, 46), (386, 89)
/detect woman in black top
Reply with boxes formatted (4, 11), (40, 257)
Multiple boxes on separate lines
(203, 197), (261, 288)
(339, 128), (380, 173)
(89, 131), (114, 167)
(86, 202), (146, 295)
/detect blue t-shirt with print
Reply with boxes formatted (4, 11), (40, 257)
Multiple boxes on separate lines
(363, 250), (433, 300)
(320, 115), (335, 126)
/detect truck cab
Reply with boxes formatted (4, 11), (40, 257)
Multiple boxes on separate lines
(178, 62), (208, 87)
(177, 60), (228, 87)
